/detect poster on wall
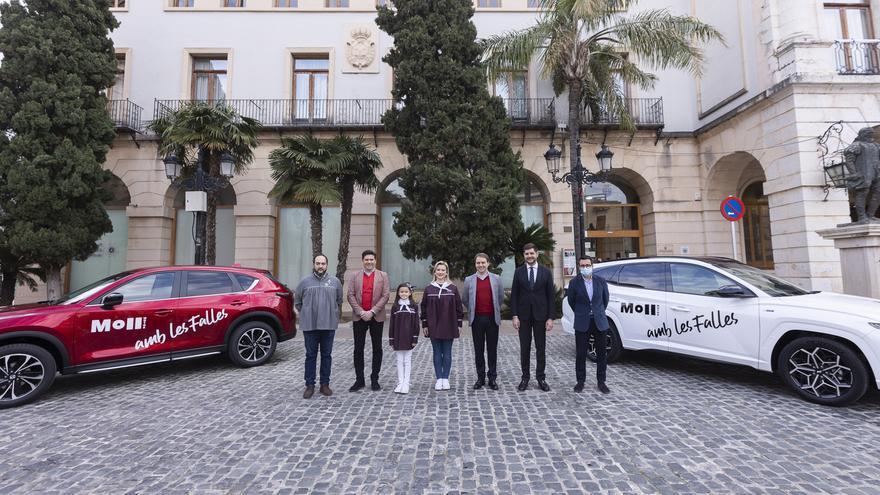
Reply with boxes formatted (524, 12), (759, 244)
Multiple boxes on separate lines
(562, 248), (576, 277)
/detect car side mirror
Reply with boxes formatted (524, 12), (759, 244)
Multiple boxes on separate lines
(715, 285), (751, 298)
(102, 293), (124, 308)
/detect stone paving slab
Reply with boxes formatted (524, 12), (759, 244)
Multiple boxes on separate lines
(1, 334), (879, 494)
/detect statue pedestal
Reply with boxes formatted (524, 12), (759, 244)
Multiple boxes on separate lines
(818, 223), (880, 298)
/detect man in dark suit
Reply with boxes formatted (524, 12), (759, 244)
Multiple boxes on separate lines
(566, 256), (611, 393)
(510, 243), (556, 392)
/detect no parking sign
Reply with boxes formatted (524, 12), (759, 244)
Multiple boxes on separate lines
(720, 196), (745, 222)
(720, 195), (745, 261)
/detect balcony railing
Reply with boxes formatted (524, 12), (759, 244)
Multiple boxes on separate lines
(579, 97), (664, 128)
(499, 98), (555, 126)
(834, 39), (880, 75)
(154, 98), (558, 128)
(107, 99), (143, 132)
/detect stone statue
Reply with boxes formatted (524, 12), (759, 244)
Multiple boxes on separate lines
(843, 127), (880, 223)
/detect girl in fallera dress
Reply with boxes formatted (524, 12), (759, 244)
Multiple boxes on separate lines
(420, 261), (463, 391)
(388, 283), (419, 394)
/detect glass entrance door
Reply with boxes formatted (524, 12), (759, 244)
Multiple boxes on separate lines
(585, 204), (643, 262)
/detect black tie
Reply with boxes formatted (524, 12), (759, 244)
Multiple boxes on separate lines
(529, 266), (535, 288)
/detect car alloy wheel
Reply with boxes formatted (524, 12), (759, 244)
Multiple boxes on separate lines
(0, 353), (45, 404)
(786, 346), (854, 400)
(237, 327), (273, 363)
(587, 324), (623, 363)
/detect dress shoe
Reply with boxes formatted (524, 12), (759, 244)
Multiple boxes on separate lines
(517, 380), (528, 392)
(573, 382), (585, 392)
(488, 380), (498, 390)
(303, 385), (315, 399)
(598, 382), (610, 394)
(538, 380), (550, 392)
(320, 384), (333, 396)
(349, 381), (365, 392)
(371, 381), (381, 391)
(473, 379), (485, 390)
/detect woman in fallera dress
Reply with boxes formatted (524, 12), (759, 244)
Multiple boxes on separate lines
(420, 261), (463, 391)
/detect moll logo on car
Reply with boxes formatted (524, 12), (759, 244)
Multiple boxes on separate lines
(90, 317), (148, 333)
(620, 302), (661, 316)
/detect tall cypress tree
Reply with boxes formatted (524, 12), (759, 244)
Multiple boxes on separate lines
(0, 0), (118, 300)
(377, 0), (524, 279)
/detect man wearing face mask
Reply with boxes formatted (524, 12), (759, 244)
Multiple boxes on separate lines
(566, 256), (611, 394)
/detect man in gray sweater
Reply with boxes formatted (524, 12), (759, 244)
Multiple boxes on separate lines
(295, 254), (343, 399)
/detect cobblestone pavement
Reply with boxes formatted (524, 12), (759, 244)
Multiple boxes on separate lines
(2, 334), (880, 495)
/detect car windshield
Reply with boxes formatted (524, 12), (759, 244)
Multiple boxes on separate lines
(710, 261), (809, 297)
(52, 271), (135, 305)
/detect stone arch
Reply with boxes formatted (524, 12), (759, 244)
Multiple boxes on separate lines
(102, 173), (132, 208)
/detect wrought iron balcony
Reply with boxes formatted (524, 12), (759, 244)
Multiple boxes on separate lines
(579, 97), (664, 128)
(153, 98), (557, 129)
(107, 99), (144, 132)
(834, 39), (880, 75)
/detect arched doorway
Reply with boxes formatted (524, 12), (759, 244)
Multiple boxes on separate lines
(377, 175), (433, 289)
(498, 173), (549, 287)
(706, 152), (772, 268)
(742, 181), (774, 269)
(274, 202), (341, 289)
(69, 174), (131, 291)
(172, 184), (236, 266)
(583, 178), (643, 261)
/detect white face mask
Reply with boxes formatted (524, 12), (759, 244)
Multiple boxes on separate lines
(580, 267), (593, 278)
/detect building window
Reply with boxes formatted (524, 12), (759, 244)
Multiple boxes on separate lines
(111, 0), (126, 7)
(173, 0), (195, 6)
(327, 0), (349, 7)
(191, 57), (228, 101)
(225, 0), (245, 7)
(478, 0), (501, 7)
(742, 182), (774, 270)
(108, 55), (126, 100)
(492, 71), (528, 120)
(293, 56), (329, 121)
(276, 0), (296, 6)
(824, 0), (873, 39)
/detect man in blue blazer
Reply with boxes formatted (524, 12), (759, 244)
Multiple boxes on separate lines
(566, 256), (611, 394)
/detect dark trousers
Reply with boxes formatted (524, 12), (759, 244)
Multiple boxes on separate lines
(575, 320), (607, 384)
(352, 319), (384, 383)
(304, 330), (335, 386)
(519, 318), (546, 381)
(472, 315), (499, 381)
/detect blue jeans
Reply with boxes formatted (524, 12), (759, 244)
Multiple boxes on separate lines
(431, 338), (453, 379)
(303, 330), (335, 386)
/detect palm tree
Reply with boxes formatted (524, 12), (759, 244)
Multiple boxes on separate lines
(148, 103), (260, 265)
(507, 222), (557, 268)
(482, 0), (721, 256)
(268, 135), (343, 259)
(331, 136), (382, 281)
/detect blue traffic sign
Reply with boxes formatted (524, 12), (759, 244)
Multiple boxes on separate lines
(720, 196), (745, 222)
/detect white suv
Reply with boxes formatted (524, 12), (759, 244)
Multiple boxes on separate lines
(561, 257), (880, 406)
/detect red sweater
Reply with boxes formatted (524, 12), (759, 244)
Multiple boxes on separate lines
(361, 272), (375, 311)
(475, 276), (494, 316)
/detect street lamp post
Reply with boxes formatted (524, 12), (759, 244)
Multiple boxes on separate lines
(544, 140), (614, 261)
(164, 147), (235, 265)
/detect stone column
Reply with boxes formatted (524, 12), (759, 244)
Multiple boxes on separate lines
(817, 224), (880, 298)
(126, 205), (174, 269)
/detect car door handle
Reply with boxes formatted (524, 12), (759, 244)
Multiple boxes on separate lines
(670, 306), (691, 312)
(154, 309), (173, 316)
(230, 300), (246, 306)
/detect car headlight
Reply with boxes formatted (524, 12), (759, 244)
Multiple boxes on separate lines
(870, 322), (880, 330)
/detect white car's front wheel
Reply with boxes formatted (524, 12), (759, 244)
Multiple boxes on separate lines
(777, 337), (869, 406)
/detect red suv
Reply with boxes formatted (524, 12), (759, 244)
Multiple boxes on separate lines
(0, 265), (296, 408)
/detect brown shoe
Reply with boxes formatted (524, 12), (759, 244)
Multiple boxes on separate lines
(320, 384), (333, 397)
(303, 385), (315, 399)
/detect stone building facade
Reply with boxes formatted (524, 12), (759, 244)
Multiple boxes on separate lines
(14, 0), (880, 302)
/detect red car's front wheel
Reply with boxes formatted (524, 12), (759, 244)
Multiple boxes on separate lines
(0, 343), (57, 409)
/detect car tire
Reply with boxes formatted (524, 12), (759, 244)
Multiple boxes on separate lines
(587, 322), (623, 363)
(0, 343), (57, 409)
(228, 321), (278, 368)
(777, 336), (869, 406)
